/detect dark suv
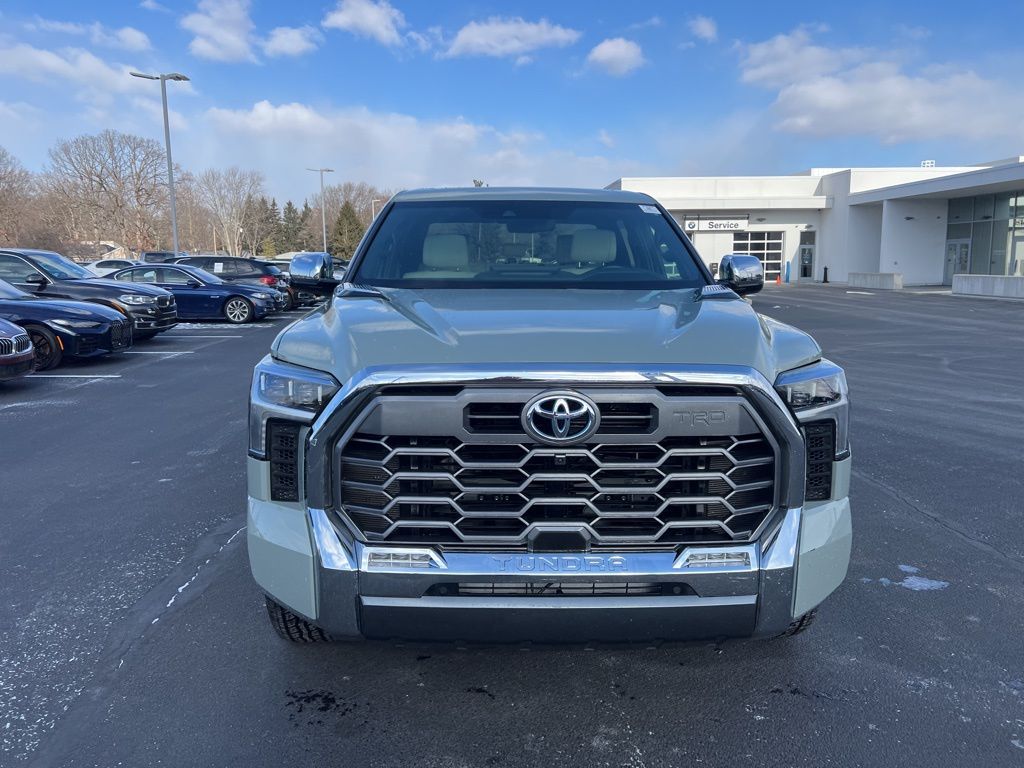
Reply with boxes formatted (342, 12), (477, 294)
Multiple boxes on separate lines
(0, 249), (177, 339)
(175, 256), (296, 309)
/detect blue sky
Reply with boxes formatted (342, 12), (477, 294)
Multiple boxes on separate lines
(2, 0), (1023, 202)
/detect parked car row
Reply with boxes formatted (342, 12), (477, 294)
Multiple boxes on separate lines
(0, 248), (299, 380)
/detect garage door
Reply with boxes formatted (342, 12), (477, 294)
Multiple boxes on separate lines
(733, 231), (784, 281)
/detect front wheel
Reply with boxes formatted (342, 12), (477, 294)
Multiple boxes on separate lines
(25, 325), (63, 371)
(265, 597), (331, 643)
(223, 297), (254, 324)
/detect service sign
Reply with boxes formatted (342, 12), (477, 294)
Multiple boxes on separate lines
(683, 217), (750, 232)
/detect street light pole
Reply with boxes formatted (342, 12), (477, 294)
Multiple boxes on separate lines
(306, 167), (334, 252)
(130, 71), (189, 257)
(371, 198), (383, 219)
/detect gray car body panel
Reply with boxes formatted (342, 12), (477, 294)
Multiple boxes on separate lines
(271, 287), (821, 385)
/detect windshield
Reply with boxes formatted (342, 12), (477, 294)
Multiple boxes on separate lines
(29, 251), (95, 280)
(352, 200), (706, 289)
(184, 267), (223, 284)
(0, 279), (32, 299)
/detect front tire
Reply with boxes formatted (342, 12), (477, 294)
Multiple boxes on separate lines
(25, 325), (62, 371)
(776, 609), (817, 638)
(224, 297), (254, 324)
(265, 597), (331, 643)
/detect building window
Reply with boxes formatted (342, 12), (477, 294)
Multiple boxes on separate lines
(947, 193), (1024, 277)
(733, 231), (784, 280)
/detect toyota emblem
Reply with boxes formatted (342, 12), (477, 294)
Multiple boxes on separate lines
(522, 391), (600, 445)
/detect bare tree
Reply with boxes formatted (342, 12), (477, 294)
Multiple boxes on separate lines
(303, 181), (394, 246)
(0, 146), (32, 245)
(44, 130), (168, 251)
(195, 167), (265, 257)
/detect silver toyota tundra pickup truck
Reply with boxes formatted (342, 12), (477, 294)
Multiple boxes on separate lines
(247, 188), (851, 643)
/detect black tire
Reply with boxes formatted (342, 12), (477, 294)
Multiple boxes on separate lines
(135, 330), (157, 341)
(777, 609), (817, 638)
(25, 324), (62, 371)
(223, 296), (254, 324)
(282, 291), (295, 310)
(265, 596), (331, 643)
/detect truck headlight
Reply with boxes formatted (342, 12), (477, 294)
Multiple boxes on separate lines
(118, 294), (156, 306)
(775, 358), (849, 456)
(249, 356), (340, 457)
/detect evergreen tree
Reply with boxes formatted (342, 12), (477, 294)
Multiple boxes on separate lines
(261, 198), (282, 256)
(329, 200), (364, 260)
(280, 200), (303, 251)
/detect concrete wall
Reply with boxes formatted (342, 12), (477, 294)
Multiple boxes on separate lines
(849, 272), (903, 289)
(953, 274), (1024, 299)
(879, 198), (948, 285)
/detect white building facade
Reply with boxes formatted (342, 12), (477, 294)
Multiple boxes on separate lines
(608, 157), (1024, 286)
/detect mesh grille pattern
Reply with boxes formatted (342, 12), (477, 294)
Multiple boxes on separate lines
(339, 429), (775, 548)
(803, 420), (835, 501)
(269, 420), (301, 502)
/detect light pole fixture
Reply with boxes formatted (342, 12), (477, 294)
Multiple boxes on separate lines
(130, 71), (189, 257)
(306, 167), (334, 252)
(371, 198), (384, 219)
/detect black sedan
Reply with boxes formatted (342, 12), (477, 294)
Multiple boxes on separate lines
(109, 264), (279, 324)
(0, 317), (34, 382)
(0, 280), (133, 370)
(0, 248), (177, 339)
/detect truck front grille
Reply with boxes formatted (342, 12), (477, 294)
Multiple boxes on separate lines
(337, 391), (777, 549)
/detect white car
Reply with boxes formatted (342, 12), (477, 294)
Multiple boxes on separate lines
(87, 258), (143, 276)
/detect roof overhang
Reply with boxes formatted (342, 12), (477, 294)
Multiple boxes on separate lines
(849, 163), (1024, 205)
(657, 196), (831, 211)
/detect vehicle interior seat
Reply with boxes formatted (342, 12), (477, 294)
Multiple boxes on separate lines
(564, 229), (617, 274)
(404, 234), (476, 278)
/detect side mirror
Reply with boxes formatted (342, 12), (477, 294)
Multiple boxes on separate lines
(717, 254), (764, 296)
(25, 273), (46, 286)
(186, 280), (202, 288)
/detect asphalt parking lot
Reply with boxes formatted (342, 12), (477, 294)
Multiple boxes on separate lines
(2, 286), (1023, 767)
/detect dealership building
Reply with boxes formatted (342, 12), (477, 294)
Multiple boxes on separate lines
(608, 156), (1024, 289)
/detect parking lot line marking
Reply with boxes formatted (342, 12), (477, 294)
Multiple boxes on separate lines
(162, 334), (242, 339)
(30, 374), (122, 378)
(124, 350), (195, 355)
(846, 290), (875, 295)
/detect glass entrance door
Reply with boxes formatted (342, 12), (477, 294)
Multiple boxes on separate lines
(943, 239), (970, 285)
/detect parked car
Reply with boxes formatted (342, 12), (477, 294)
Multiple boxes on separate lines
(0, 279), (132, 370)
(87, 258), (143, 277)
(0, 249), (177, 340)
(247, 187), (851, 645)
(139, 250), (187, 263)
(0, 317), (34, 382)
(109, 263), (278, 324)
(175, 256), (298, 309)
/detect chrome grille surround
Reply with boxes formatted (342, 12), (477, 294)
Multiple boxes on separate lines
(0, 333), (32, 356)
(303, 365), (807, 551)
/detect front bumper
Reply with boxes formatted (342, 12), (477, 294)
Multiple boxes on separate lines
(129, 304), (177, 332)
(0, 351), (34, 381)
(248, 456), (852, 642)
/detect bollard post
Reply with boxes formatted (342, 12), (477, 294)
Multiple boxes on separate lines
(823, 266), (829, 284)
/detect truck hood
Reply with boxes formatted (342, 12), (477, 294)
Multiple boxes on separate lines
(272, 288), (821, 384)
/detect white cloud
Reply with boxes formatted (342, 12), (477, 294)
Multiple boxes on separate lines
(688, 15), (717, 43)
(201, 100), (620, 198)
(27, 17), (152, 52)
(322, 0), (406, 47)
(181, 0), (256, 62)
(444, 17), (580, 59)
(263, 26), (323, 57)
(597, 129), (614, 148)
(628, 17), (662, 31)
(140, 0), (170, 11)
(739, 25), (864, 88)
(739, 26), (1024, 143)
(586, 38), (645, 77)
